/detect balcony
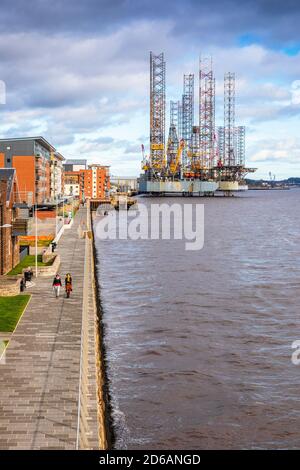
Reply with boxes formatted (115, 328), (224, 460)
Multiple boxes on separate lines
(36, 175), (46, 182)
(12, 218), (29, 236)
(35, 186), (46, 194)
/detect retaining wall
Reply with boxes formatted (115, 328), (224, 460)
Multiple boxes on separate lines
(0, 277), (21, 296)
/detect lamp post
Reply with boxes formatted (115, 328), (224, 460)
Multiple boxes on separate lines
(55, 197), (58, 237)
(35, 205), (38, 278)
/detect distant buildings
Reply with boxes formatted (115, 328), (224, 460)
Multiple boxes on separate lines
(64, 171), (81, 198)
(0, 137), (110, 274)
(86, 164), (110, 200)
(110, 176), (137, 193)
(63, 160), (110, 200)
(63, 159), (86, 199)
(0, 140), (110, 205)
(63, 159), (87, 172)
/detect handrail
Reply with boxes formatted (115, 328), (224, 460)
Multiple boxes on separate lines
(76, 217), (90, 449)
(76, 202), (107, 449)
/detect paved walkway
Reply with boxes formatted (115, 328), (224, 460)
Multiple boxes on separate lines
(0, 208), (88, 449)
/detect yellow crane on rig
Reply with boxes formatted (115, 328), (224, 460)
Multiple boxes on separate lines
(169, 139), (185, 175)
(141, 144), (151, 171)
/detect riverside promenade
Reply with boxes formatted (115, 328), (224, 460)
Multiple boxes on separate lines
(0, 207), (104, 450)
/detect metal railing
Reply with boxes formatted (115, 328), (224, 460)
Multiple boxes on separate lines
(76, 203), (107, 450)
(76, 231), (91, 449)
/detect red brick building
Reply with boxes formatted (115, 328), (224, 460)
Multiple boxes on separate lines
(0, 169), (21, 274)
(63, 160), (110, 200)
(82, 165), (110, 200)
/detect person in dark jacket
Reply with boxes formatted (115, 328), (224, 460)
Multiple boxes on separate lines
(52, 274), (62, 298)
(24, 267), (32, 285)
(28, 267), (33, 281)
(20, 278), (25, 292)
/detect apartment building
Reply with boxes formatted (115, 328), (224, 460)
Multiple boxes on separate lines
(50, 151), (64, 200)
(63, 159), (87, 172)
(63, 160), (110, 200)
(83, 165), (110, 200)
(64, 171), (81, 198)
(0, 137), (64, 205)
(63, 159), (86, 198)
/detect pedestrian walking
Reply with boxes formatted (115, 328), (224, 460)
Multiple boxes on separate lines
(20, 278), (25, 292)
(24, 267), (32, 286)
(28, 267), (33, 281)
(65, 273), (73, 298)
(52, 274), (62, 298)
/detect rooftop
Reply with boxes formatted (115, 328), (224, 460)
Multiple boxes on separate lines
(64, 159), (87, 166)
(0, 136), (56, 152)
(88, 164), (110, 168)
(111, 176), (137, 180)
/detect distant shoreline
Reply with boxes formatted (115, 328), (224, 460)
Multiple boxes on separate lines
(248, 186), (291, 190)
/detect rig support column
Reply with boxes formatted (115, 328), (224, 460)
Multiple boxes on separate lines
(150, 52), (166, 175)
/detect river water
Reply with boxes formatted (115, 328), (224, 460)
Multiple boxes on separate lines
(94, 189), (300, 449)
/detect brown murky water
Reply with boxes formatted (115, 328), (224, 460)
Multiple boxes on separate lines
(94, 189), (300, 449)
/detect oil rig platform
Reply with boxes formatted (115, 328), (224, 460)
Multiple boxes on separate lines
(139, 53), (256, 196)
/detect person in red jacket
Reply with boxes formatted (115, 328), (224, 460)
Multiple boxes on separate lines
(65, 273), (73, 298)
(52, 274), (62, 298)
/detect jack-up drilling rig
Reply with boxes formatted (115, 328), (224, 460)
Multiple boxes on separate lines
(139, 51), (256, 195)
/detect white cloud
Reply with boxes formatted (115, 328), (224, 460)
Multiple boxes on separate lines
(249, 138), (300, 164)
(0, 22), (300, 176)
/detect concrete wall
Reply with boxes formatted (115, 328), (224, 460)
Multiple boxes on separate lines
(37, 254), (60, 277)
(22, 254), (60, 277)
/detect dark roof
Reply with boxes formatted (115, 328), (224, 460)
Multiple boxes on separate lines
(0, 136), (56, 152)
(0, 168), (16, 203)
(64, 159), (87, 165)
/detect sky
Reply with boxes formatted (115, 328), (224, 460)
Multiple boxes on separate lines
(0, 0), (300, 179)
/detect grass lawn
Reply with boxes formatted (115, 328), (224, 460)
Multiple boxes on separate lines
(0, 295), (31, 332)
(7, 255), (54, 275)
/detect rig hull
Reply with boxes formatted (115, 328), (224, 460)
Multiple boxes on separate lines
(139, 179), (218, 195)
(139, 178), (248, 195)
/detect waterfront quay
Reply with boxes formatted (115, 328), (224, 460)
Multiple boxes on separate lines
(0, 207), (106, 450)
